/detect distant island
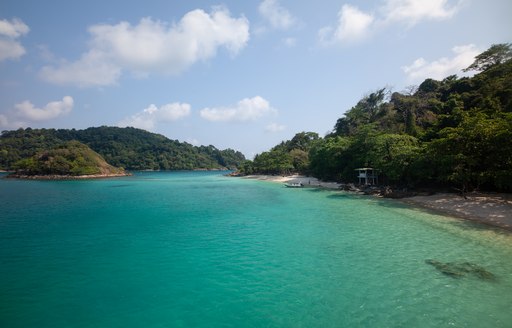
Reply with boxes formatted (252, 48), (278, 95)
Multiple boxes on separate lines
(0, 126), (246, 173)
(7, 140), (130, 179)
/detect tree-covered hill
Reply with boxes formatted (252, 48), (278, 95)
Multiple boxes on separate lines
(11, 140), (126, 177)
(0, 126), (245, 171)
(239, 44), (512, 192)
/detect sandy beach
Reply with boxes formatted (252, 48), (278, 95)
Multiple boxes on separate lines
(402, 193), (512, 231)
(242, 174), (512, 232)
(242, 174), (341, 189)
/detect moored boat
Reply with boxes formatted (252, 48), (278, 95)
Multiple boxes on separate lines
(284, 182), (304, 188)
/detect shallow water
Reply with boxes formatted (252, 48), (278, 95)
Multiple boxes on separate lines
(1, 171), (511, 327)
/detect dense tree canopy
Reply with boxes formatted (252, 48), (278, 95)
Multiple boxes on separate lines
(0, 126), (245, 171)
(239, 131), (320, 176)
(241, 44), (512, 192)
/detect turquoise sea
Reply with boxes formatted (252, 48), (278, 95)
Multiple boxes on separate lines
(1, 171), (511, 327)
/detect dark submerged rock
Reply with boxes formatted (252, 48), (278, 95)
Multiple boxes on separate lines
(425, 259), (496, 281)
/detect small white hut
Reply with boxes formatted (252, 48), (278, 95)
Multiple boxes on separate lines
(355, 168), (378, 185)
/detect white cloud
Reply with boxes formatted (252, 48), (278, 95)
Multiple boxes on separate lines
(40, 7), (249, 87)
(0, 18), (29, 61)
(14, 96), (73, 121)
(319, 0), (461, 45)
(158, 103), (192, 121)
(0, 115), (28, 129)
(40, 50), (122, 87)
(0, 39), (26, 62)
(336, 5), (375, 42)
(118, 102), (191, 130)
(0, 113), (28, 129)
(0, 18), (29, 38)
(319, 5), (374, 44)
(265, 122), (286, 132)
(259, 0), (296, 30)
(382, 0), (459, 25)
(200, 96), (276, 122)
(402, 44), (481, 82)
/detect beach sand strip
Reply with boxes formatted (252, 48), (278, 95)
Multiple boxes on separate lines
(242, 175), (512, 232)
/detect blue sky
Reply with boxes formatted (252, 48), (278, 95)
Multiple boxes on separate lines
(0, 0), (510, 157)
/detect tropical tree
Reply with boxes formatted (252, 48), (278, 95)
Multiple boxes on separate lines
(427, 112), (512, 191)
(463, 43), (511, 72)
(309, 136), (352, 181)
(332, 88), (389, 136)
(367, 134), (420, 185)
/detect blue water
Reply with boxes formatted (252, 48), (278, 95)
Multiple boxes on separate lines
(1, 171), (511, 327)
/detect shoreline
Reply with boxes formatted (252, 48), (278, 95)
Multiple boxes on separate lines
(241, 174), (512, 232)
(400, 193), (512, 232)
(242, 174), (341, 189)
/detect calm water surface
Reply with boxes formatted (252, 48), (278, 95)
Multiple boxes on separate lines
(1, 171), (511, 327)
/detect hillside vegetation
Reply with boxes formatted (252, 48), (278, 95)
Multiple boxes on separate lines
(0, 126), (245, 171)
(11, 140), (126, 177)
(239, 44), (512, 192)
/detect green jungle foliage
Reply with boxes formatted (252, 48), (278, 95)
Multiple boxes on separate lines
(12, 140), (124, 176)
(241, 132), (320, 176)
(0, 126), (245, 171)
(240, 44), (512, 192)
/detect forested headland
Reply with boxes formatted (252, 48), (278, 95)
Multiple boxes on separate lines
(238, 44), (512, 192)
(9, 140), (128, 178)
(0, 126), (246, 171)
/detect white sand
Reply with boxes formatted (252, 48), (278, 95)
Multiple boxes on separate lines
(402, 193), (512, 231)
(242, 174), (341, 189)
(242, 175), (512, 231)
